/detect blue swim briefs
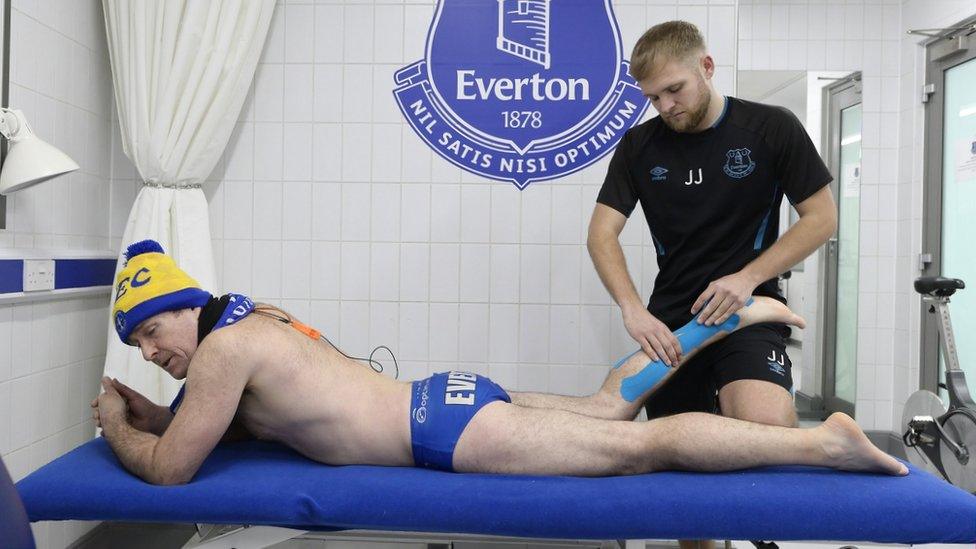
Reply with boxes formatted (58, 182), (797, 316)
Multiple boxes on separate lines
(410, 371), (511, 472)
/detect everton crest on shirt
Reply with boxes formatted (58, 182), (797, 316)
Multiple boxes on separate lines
(394, 0), (649, 189)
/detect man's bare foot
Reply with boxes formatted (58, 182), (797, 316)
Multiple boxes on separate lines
(735, 296), (806, 330)
(818, 412), (909, 476)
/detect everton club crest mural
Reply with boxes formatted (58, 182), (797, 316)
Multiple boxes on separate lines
(394, 0), (649, 189)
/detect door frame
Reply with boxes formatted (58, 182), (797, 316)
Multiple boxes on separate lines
(920, 23), (976, 393)
(821, 73), (862, 417)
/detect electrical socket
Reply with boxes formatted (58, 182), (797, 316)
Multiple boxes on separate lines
(23, 259), (55, 292)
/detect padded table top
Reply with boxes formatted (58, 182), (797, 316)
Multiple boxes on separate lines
(16, 437), (976, 543)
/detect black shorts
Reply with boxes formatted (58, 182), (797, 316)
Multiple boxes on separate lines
(643, 322), (794, 419)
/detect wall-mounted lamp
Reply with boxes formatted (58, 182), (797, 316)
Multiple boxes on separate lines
(0, 108), (78, 194)
(0, 1), (78, 229)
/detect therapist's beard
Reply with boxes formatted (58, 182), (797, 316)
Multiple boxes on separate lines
(663, 78), (711, 133)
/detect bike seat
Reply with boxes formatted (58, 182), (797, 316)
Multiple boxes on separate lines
(915, 276), (965, 297)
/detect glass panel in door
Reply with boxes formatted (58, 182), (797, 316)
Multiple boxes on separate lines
(833, 103), (862, 404)
(940, 57), (976, 393)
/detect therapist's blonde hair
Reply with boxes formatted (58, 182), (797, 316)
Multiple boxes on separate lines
(629, 21), (707, 82)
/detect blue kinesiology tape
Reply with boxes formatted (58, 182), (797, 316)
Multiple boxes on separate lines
(616, 298), (754, 402)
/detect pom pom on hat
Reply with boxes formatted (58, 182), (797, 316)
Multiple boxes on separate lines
(125, 239), (165, 261)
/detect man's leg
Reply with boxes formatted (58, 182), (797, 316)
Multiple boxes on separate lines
(720, 380), (797, 427)
(675, 382), (795, 549)
(687, 323), (799, 549)
(508, 349), (658, 421)
(452, 402), (907, 476)
(510, 296), (804, 421)
(716, 322), (799, 427)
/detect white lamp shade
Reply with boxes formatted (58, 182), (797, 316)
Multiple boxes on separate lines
(0, 109), (80, 194)
(0, 134), (80, 194)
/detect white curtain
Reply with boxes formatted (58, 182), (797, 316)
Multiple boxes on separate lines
(102, 0), (276, 403)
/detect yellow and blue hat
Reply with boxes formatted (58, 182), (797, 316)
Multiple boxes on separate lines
(113, 240), (211, 344)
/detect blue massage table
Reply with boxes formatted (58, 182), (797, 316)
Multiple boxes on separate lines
(14, 437), (976, 548)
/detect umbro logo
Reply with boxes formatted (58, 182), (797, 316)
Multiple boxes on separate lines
(650, 166), (668, 181)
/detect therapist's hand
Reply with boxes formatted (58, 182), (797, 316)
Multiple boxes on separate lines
(622, 306), (682, 366)
(691, 271), (758, 326)
(91, 377), (127, 429)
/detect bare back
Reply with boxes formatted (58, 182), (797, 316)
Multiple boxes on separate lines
(215, 313), (415, 467)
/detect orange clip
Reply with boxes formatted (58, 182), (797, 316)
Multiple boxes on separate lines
(290, 319), (321, 340)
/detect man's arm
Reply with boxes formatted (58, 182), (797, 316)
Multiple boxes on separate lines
(740, 184), (837, 287)
(692, 185), (838, 325)
(587, 203), (682, 365)
(587, 204), (643, 313)
(101, 377), (251, 441)
(96, 333), (251, 485)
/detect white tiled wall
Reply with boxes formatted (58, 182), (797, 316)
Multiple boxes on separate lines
(739, 0), (902, 431)
(740, 0), (976, 433)
(0, 298), (108, 546)
(738, 0), (900, 430)
(120, 0), (738, 396)
(2, 0), (114, 250)
(0, 0), (116, 547)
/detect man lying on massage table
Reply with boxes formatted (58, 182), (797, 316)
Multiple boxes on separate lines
(92, 239), (907, 486)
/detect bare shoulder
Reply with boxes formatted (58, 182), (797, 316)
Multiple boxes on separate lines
(195, 313), (291, 370)
(190, 320), (263, 381)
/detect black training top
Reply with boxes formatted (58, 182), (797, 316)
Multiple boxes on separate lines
(597, 97), (832, 331)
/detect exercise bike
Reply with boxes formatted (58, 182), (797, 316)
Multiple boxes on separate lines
(902, 276), (976, 493)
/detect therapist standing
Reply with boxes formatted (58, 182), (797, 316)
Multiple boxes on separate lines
(587, 21), (837, 549)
